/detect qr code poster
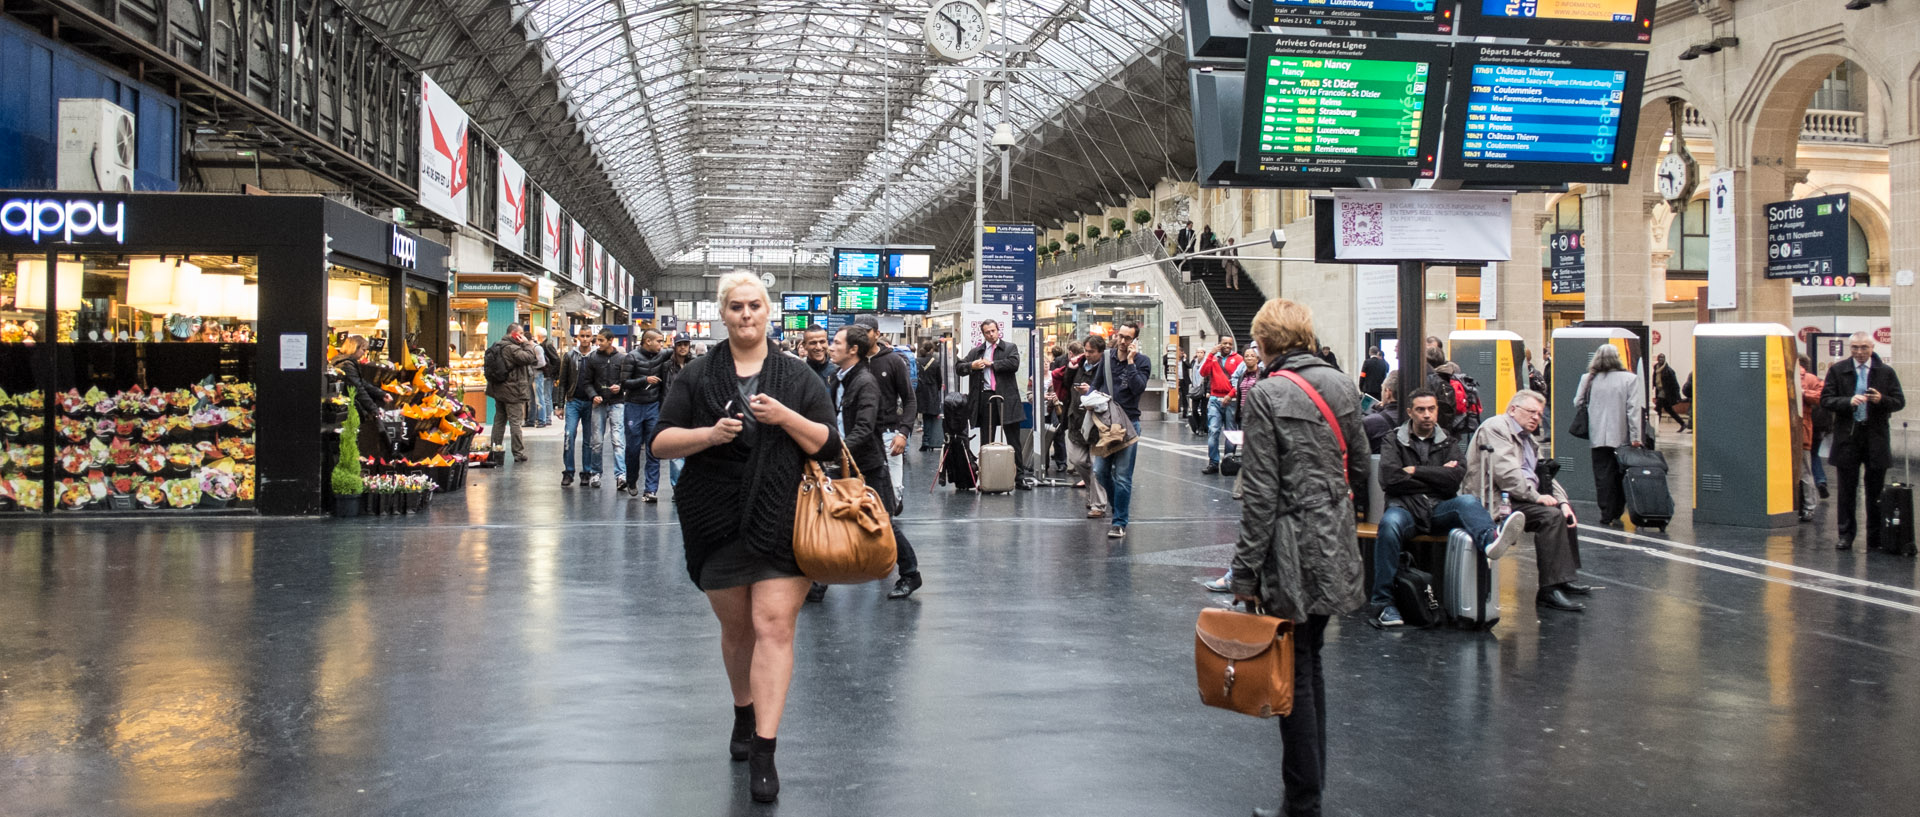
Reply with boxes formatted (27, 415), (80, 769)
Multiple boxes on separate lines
(1332, 190), (1513, 263)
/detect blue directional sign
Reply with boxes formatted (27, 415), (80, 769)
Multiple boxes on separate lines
(981, 223), (1037, 328)
(633, 295), (656, 317)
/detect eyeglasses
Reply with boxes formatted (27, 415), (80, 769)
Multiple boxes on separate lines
(1512, 405), (1544, 418)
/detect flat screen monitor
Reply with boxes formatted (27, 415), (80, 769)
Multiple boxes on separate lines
(1459, 0), (1655, 44)
(1251, 0), (1450, 36)
(833, 248), (882, 278)
(884, 284), (931, 313)
(1238, 34), (1450, 182)
(833, 283), (881, 312)
(1440, 44), (1648, 185)
(781, 314), (811, 331)
(811, 295), (831, 312)
(885, 250), (932, 279)
(780, 293), (810, 313)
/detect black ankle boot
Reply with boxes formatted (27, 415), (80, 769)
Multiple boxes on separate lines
(729, 704), (755, 761)
(749, 735), (779, 803)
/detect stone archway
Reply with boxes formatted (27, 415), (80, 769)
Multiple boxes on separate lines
(1582, 91), (1721, 324)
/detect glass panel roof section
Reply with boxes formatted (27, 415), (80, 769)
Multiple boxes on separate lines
(519, 1), (1182, 265)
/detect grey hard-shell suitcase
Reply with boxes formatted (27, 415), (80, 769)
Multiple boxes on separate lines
(977, 395), (1017, 494)
(1442, 527), (1500, 629)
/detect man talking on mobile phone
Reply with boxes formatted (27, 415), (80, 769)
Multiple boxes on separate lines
(1820, 332), (1906, 551)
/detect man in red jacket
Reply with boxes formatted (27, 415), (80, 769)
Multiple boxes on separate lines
(1199, 334), (1244, 474)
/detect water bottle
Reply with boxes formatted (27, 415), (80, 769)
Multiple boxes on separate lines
(1498, 491), (1512, 521)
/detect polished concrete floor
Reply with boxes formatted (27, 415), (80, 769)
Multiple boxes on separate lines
(2, 417), (1918, 816)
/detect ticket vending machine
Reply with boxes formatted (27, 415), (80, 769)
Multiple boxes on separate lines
(1693, 324), (1800, 528)
(1448, 330), (1527, 422)
(1551, 327), (1643, 503)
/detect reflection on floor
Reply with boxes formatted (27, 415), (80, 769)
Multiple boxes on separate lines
(2, 419), (1917, 816)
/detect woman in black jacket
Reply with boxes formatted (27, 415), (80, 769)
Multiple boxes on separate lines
(330, 334), (389, 455)
(914, 339), (943, 451)
(651, 273), (841, 804)
(824, 325), (922, 601)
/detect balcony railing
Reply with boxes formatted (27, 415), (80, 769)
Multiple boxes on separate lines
(1683, 106), (1869, 144)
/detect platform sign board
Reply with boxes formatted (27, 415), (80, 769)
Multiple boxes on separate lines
(1549, 230), (1585, 294)
(981, 223), (1037, 328)
(1707, 170), (1737, 309)
(1239, 34), (1450, 183)
(1458, 0), (1656, 44)
(1441, 45), (1647, 185)
(1766, 192), (1852, 284)
(417, 73), (471, 225)
(1251, 0), (1451, 35)
(1329, 190), (1513, 262)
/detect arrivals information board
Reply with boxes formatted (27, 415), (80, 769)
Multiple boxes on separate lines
(1251, 0), (1450, 35)
(833, 283), (881, 312)
(1442, 45), (1647, 184)
(885, 284), (931, 313)
(1238, 35), (1449, 182)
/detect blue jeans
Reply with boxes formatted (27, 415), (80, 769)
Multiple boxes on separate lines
(624, 402), (662, 492)
(563, 398), (596, 474)
(921, 414), (941, 450)
(1372, 495), (1496, 607)
(1809, 448), (1827, 487)
(532, 372), (552, 424)
(1093, 420), (1141, 526)
(593, 401), (625, 479)
(1207, 397), (1237, 464)
(670, 458), (683, 486)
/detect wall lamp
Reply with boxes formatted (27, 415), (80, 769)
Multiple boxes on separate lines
(1677, 37), (1739, 60)
(1844, 0), (1882, 9)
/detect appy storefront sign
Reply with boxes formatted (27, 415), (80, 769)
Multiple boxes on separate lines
(0, 197), (126, 245)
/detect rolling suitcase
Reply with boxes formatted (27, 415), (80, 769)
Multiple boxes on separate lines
(1442, 527), (1500, 629)
(1617, 447), (1674, 531)
(1879, 425), (1916, 555)
(977, 395), (1017, 494)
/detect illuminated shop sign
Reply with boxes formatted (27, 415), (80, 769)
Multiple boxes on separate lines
(0, 198), (126, 244)
(390, 225), (418, 269)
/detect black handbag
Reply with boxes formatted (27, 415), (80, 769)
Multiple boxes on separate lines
(1388, 553), (1444, 628)
(1567, 379), (1591, 440)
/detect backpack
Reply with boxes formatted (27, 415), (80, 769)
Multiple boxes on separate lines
(1430, 370), (1484, 434)
(1389, 553), (1446, 628)
(483, 343), (510, 386)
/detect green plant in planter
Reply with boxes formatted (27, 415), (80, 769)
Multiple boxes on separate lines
(1047, 240), (1061, 255)
(1064, 232), (1080, 247)
(1085, 225), (1102, 241)
(1108, 217), (1126, 235)
(1133, 209), (1152, 227)
(331, 388), (365, 497)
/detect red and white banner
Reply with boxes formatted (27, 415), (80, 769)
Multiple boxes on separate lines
(495, 149), (528, 256)
(540, 193), (563, 274)
(417, 73), (471, 224)
(569, 219), (585, 282)
(590, 239), (605, 297)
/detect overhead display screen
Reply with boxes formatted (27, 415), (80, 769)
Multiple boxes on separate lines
(1460, 0), (1655, 44)
(833, 248), (881, 278)
(811, 295), (830, 312)
(885, 250), (932, 279)
(1251, 0), (1451, 36)
(781, 293), (810, 312)
(885, 284), (931, 313)
(1238, 35), (1450, 182)
(833, 283), (881, 312)
(782, 314), (811, 331)
(1441, 45), (1647, 185)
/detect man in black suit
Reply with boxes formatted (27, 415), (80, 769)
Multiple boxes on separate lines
(1820, 332), (1907, 550)
(960, 318), (1031, 486)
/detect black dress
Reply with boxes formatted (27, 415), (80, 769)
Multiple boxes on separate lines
(658, 344), (840, 590)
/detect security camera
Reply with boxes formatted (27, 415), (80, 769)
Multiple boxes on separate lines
(1268, 228), (1287, 250)
(991, 123), (1016, 151)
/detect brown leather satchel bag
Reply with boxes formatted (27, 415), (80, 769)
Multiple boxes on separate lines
(792, 450), (898, 584)
(1195, 605), (1294, 718)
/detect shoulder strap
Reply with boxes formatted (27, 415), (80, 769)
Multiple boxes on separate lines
(1273, 369), (1349, 486)
(1105, 350), (1115, 394)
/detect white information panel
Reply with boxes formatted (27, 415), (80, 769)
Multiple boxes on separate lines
(1707, 170), (1738, 310)
(1332, 190), (1513, 262)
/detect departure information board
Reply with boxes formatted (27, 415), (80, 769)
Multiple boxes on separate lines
(1252, 0), (1450, 36)
(1238, 35), (1450, 182)
(782, 314), (811, 331)
(780, 293), (810, 312)
(1441, 45), (1647, 184)
(1460, 0), (1655, 44)
(885, 284), (931, 313)
(885, 250), (931, 279)
(833, 283), (880, 312)
(833, 248), (881, 278)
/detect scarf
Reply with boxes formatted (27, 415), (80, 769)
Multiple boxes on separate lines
(676, 338), (810, 583)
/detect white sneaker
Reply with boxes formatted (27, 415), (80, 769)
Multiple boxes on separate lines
(1202, 574), (1232, 593)
(1487, 512), (1524, 561)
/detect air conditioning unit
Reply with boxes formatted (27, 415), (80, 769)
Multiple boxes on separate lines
(57, 98), (137, 192)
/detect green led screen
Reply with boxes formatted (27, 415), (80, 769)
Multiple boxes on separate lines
(834, 284), (880, 312)
(1238, 35), (1448, 182)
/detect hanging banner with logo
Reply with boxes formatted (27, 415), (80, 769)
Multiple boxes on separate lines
(540, 193), (563, 274)
(1706, 170), (1737, 309)
(590, 239), (605, 297)
(568, 220), (585, 282)
(1766, 192), (1852, 285)
(417, 73), (471, 224)
(495, 149), (528, 256)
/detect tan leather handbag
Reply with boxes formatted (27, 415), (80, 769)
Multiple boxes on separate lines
(792, 450), (898, 584)
(1195, 605), (1294, 718)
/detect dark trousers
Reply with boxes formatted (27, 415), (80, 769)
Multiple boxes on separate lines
(1656, 398), (1689, 427)
(874, 466), (918, 575)
(1834, 449), (1886, 548)
(1278, 614), (1332, 817)
(1516, 502), (1582, 589)
(1591, 446), (1624, 523)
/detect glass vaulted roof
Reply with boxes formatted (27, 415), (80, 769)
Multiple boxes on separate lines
(520, 0), (1183, 265)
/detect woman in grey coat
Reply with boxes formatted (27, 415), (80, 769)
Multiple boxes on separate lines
(1574, 343), (1644, 526)
(1230, 299), (1367, 817)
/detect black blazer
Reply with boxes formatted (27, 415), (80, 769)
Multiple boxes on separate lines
(959, 339), (1026, 426)
(1820, 354), (1907, 469)
(831, 361), (886, 476)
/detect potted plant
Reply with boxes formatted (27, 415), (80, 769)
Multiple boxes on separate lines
(1108, 216), (1126, 236)
(1064, 232), (1080, 252)
(1133, 208), (1152, 228)
(1085, 225), (1102, 242)
(331, 388), (365, 517)
(1047, 240), (1062, 256)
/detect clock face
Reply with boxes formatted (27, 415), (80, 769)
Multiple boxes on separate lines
(1656, 153), (1688, 200)
(926, 0), (988, 62)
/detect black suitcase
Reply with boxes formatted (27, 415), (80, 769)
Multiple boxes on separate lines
(1616, 447), (1674, 530)
(1880, 425), (1916, 555)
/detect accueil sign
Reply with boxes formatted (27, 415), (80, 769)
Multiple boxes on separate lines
(1, 197), (126, 244)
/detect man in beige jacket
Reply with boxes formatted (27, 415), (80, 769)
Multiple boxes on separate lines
(1464, 390), (1589, 612)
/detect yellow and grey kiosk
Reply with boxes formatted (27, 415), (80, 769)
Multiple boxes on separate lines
(1692, 323), (1799, 528)
(1551, 327), (1642, 503)
(1448, 330), (1527, 420)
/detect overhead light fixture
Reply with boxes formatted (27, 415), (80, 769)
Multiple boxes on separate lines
(1677, 45), (1703, 61)
(13, 259), (83, 312)
(1696, 36), (1738, 54)
(1845, 0), (1880, 8)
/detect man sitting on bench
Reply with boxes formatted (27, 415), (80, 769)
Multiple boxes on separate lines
(1372, 388), (1524, 628)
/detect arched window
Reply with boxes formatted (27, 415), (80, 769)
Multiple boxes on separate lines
(1666, 198), (1709, 277)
